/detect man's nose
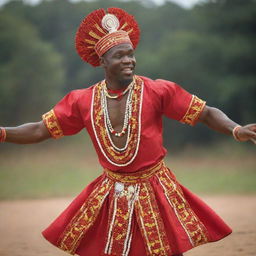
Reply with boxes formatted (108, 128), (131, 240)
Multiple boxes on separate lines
(122, 55), (132, 63)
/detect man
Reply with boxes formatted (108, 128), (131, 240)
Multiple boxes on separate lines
(1, 7), (255, 256)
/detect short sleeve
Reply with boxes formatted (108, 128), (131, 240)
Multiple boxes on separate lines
(156, 79), (206, 126)
(42, 91), (84, 138)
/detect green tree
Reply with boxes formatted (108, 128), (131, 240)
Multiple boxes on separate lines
(0, 12), (65, 125)
(191, 0), (256, 124)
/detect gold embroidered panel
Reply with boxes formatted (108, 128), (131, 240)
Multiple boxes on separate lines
(104, 184), (139, 256)
(157, 168), (209, 247)
(135, 182), (172, 256)
(180, 95), (206, 126)
(104, 160), (164, 183)
(57, 179), (113, 254)
(42, 109), (64, 139)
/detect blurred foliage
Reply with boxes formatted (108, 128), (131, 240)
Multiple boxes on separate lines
(0, 10), (64, 125)
(0, 0), (255, 148)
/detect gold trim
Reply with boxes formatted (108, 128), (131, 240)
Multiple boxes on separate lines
(104, 160), (164, 183)
(42, 109), (63, 139)
(57, 179), (113, 254)
(135, 182), (172, 255)
(104, 184), (138, 255)
(157, 168), (209, 247)
(180, 95), (206, 126)
(92, 76), (143, 166)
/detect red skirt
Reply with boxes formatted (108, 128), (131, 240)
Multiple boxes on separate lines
(42, 161), (232, 256)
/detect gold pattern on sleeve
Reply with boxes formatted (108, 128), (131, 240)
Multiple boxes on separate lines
(42, 109), (64, 139)
(180, 95), (206, 126)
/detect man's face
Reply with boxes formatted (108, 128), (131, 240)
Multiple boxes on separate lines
(101, 43), (136, 86)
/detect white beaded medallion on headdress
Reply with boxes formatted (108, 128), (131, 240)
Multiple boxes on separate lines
(101, 14), (120, 33)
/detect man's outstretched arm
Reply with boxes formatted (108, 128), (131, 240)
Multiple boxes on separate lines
(1, 121), (51, 144)
(198, 105), (256, 143)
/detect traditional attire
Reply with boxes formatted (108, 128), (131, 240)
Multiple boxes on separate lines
(41, 7), (231, 256)
(42, 75), (232, 256)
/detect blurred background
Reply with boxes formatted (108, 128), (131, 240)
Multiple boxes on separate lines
(0, 0), (255, 199)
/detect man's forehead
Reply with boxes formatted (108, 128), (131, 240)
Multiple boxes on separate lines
(107, 43), (134, 55)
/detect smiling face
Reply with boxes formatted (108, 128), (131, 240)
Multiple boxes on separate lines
(100, 43), (136, 87)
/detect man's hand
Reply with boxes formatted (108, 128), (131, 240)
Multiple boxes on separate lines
(198, 106), (256, 144)
(236, 124), (256, 144)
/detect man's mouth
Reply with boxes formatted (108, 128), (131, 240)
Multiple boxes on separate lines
(121, 67), (134, 75)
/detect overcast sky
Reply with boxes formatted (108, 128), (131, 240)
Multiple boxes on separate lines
(0, 0), (205, 8)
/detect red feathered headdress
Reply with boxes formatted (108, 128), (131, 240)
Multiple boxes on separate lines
(75, 7), (140, 67)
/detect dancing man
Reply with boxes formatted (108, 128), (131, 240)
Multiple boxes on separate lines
(1, 7), (256, 256)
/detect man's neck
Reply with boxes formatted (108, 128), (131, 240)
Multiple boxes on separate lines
(105, 77), (133, 90)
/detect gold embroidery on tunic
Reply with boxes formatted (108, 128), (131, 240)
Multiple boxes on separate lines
(157, 167), (209, 247)
(57, 179), (113, 254)
(105, 160), (164, 183)
(104, 184), (139, 256)
(42, 109), (63, 139)
(180, 95), (206, 126)
(55, 161), (210, 255)
(135, 182), (172, 256)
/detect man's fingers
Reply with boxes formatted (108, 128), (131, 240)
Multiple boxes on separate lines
(246, 130), (256, 138)
(246, 131), (256, 144)
(250, 138), (256, 144)
(246, 124), (256, 132)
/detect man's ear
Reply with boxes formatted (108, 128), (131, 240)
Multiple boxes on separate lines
(100, 57), (105, 68)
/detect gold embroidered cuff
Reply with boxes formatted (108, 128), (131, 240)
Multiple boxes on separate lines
(42, 109), (64, 139)
(180, 95), (206, 126)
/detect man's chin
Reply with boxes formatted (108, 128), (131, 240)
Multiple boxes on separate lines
(119, 75), (134, 87)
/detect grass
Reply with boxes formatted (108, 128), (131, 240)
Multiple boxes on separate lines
(0, 134), (255, 200)
(167, 146), (256, 194)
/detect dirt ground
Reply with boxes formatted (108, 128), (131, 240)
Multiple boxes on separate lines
(0, 195), (255, 256)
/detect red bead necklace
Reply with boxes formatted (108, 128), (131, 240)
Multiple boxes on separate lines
(107, 88), (126, 100)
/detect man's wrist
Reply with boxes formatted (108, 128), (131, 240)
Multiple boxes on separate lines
(232, 125), (242, 142)
(0, 127), (7, 142)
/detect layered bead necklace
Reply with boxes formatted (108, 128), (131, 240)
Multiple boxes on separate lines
(103, 81), (133, 100)
(102, 80), (134, 138)
(91, 76), (144, 167)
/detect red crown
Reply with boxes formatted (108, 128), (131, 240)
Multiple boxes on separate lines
(75, 7), (140, 67)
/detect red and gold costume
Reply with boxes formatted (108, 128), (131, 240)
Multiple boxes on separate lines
(41, 7), (231, 256)
(42, 76), (232, 256)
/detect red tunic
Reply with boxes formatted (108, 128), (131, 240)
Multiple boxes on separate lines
(42, 76), (232, 256)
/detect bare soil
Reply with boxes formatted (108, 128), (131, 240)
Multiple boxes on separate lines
(0, 195), (255, 256)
